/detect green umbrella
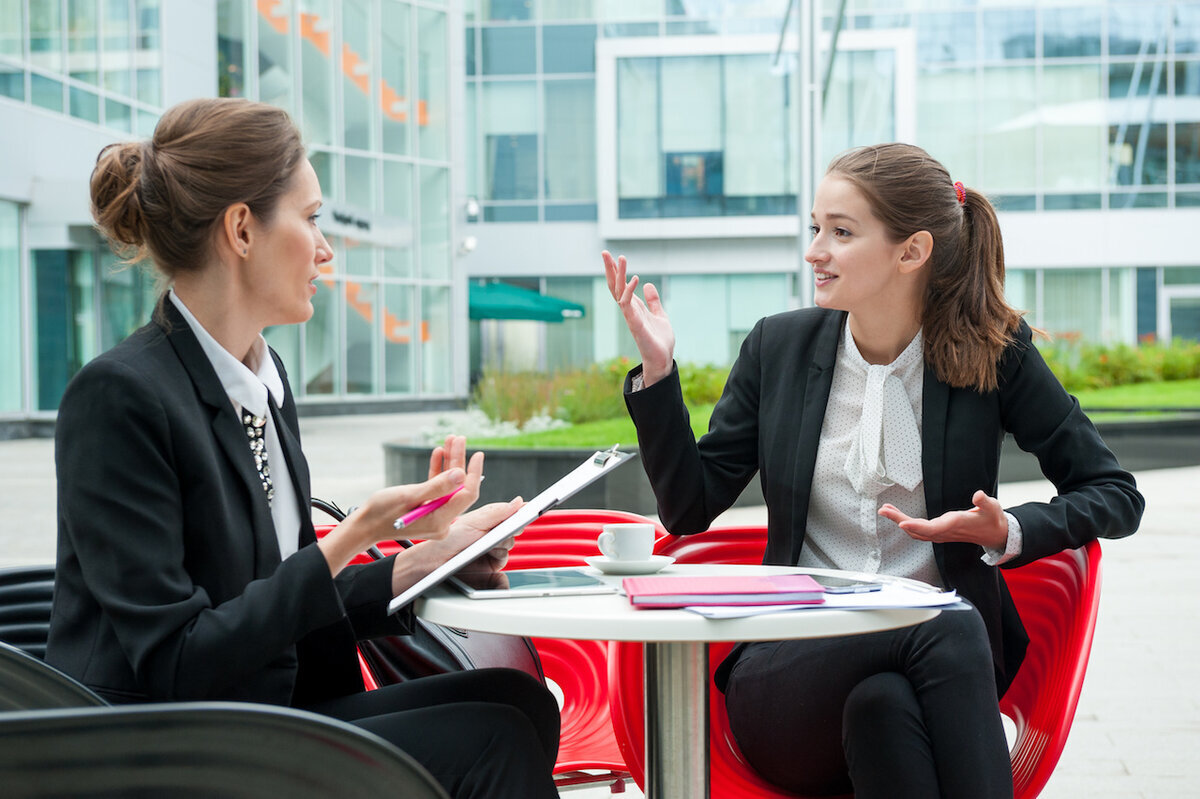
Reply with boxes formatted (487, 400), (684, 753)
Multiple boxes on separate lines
(469, 282), (585, 323)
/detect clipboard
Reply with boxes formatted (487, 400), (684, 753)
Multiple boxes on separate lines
(387, 445), (635, 615)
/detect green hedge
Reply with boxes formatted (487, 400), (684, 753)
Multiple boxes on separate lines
(470, 358), (731, 427)
(472, 340), (1200, 428)
(1037, 337), (1200, 392)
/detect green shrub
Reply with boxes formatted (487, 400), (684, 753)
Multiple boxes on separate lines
(1038, 336), (1200, 392)
(679, 362), (730, 406)
(471, 358), (732, 428)
(1151, 339), (1200, 381)
(471, 371), (557, 428)
(553, 363), (627, 425)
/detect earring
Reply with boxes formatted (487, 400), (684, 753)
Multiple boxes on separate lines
(242, 248), (248, 256)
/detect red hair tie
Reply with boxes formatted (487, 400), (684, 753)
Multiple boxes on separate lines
(953, 181), (966, 205)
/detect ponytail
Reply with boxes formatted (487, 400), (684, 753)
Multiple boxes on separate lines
(922, 185), (1021, 392)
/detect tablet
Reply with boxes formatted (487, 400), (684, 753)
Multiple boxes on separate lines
(387, 446), (634, 615)
(447, 567), (618, 600)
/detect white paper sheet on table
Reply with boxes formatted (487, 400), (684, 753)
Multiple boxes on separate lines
(684, 584), (963, 619)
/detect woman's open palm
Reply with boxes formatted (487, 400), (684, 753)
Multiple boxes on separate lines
(602, 250), (675, 385)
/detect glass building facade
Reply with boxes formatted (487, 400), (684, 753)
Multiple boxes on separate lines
(217, 0), (460, 403)
(1, 0), (463, 431)
(0, 0), (164, 133)
(462, 0), (1200, 374)
(3, 0), (1200, 431)
(1, 0), (163, 424)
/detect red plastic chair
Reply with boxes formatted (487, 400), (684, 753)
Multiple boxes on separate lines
(607, 526), (819, 798)
(608, 526), (1103, 799)
(510, 509), (667, 792)
(322, 508), (668, 793)
(1000, 538), (1103, 799)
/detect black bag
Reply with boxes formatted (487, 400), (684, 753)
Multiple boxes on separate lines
(311, 499), (544, 685)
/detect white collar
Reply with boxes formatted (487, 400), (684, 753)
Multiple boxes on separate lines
(168, 291), (284, 417)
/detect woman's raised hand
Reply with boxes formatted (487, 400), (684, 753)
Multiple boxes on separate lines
(603, 250), (675, 387)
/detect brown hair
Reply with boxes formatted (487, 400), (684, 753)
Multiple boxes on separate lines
(90, 97), (306, 281)
(826, 143), (1022, 392)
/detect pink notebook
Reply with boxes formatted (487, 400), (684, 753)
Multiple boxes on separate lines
(623, 573), (825, 608)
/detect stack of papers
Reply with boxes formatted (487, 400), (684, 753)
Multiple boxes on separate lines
(685, 584), (964, 619)
(624, 574), (825, 609)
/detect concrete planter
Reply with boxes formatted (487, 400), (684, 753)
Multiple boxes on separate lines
(999, 415), (1200, 483)
(385, 416), (1199, 515)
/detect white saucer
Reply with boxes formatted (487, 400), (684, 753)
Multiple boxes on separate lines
(585, 555), (675, 575)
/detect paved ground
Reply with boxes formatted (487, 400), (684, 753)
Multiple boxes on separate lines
(2, 410), (1197, 797)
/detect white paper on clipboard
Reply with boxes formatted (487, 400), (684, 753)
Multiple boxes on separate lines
(387, 445), (635, 615)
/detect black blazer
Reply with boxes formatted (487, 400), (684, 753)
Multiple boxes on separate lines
(625, 308), (1144, 693)
(47, 301), (410, 706)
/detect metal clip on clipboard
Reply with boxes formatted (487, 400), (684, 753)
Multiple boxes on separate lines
(594, 443), (621, 466)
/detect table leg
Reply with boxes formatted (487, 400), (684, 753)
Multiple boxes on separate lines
(643, 641), (709, 798)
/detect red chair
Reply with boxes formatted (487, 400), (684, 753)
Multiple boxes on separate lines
(322, 507), (668, 793)
(1001, 538), (1103, 799)
(608, 526), (818, 798)
(510, 509), (667, 793)
(608, 526), (1103, 799)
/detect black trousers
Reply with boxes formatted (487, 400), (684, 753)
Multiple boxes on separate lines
(723, 606), (1013, 798)
(304, 668), (560, 799)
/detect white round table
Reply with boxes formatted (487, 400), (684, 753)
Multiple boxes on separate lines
(416, 563), (940, 798)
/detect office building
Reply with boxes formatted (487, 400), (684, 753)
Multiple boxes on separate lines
(1, 0), (464, 435)
(3, 0), (1199, 435)
(463, 0), (1200, 373)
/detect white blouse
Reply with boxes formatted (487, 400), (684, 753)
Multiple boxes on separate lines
(797, 325), (944, 586)
(796, 323), (1021, 586)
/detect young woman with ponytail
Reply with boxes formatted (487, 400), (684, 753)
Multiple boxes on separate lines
(605, 142), (1143, 798)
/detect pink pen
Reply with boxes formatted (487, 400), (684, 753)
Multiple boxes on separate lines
(392, 479), (479, 530)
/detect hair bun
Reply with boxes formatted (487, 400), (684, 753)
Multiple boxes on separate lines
(90, 141), (149, 257)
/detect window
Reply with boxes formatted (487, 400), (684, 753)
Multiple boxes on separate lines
(543, 24), (596, 73)
(481, 26), (535, 75)
(33, 250), (96, 411)
(598, 30), (910, 236)
(300, 0), (336, 146)
(1041, 64), (1105, 190)
(482, 81), (538, 201)
(0, 201), (21, 413)
(544, 79), (596, 201)
(980, 66), (1036, 191)
(980, 9), (1034, 61)
(343, 0), (373, 151)
(417, 8), (448, 160)
(1041, 7), (1101, 59)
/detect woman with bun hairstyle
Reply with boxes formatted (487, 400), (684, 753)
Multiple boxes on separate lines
(47, 97), (559, 799)
(605, 142), (1143, 797)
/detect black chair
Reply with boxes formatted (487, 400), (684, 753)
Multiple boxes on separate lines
(0, 702), (451, 798)
(0, 566), (447, 797)
(0, 565), (55, 659)
(0, 641), (105, 710)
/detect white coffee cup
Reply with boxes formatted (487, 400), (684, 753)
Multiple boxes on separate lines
(597, 523), (655, 562)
